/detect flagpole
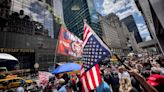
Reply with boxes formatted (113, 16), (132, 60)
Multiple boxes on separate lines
(54, 39), (59, 68)
(113, 53), (131, 70)
(53, 24), (62, 68)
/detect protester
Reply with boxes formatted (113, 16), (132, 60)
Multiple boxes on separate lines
(96, 80), (111, 92)
(12, 54), (163, 92)
(16, 84), (24, 92)
(70, 74), (78, 91)
(27, 82), (39, 92)
(128, 68), (158, 92)
(118, 66), (130, 80)
(58, 78), (67, 92)
(119, 77), (138, 92)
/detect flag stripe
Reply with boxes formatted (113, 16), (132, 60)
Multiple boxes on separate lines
(84, 26), (87, 33)
(84, 28), (90, 41)
(83, 27), (89, 40)
(82, 76), (89, 92)
(95, 64), (102, 85)
(81, 67), (85, 76)
(83, 32), (92, 47)
(89, 67), (97, 88)
(84, 73), (91, 91)
(92, 65), (99, 87)
(86, 71), (94, 90)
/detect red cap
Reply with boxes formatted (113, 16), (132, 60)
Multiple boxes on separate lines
(147, 74), (164, 86)
(147, 80), (159, 86)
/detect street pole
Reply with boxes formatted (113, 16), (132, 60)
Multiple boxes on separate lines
(54, 39), (59, 68)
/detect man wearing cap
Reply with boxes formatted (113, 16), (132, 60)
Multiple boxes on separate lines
(58, 79), (67, 92)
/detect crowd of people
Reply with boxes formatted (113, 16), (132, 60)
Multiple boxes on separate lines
(34, 54), (164, 92)
(100, 54), (164, 92)
(3, 54), (164, 92)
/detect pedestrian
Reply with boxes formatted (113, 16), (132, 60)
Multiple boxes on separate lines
(70, 74), (78, 91)
(58, 78), (67, 92)
(119, 77), (138, 92)
(96, 79), (111, 92)
(118, 66), (130, 80)
(16, 84), (24, 92)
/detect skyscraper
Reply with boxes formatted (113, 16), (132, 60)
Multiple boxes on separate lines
(53, 0), (64, 21)
(121, 15), (143, 43)
(135, 0), (164, 54)
(100, 13), (139, 56)
(53, 0), (64, 39)
(0, 0), (58, 71)
(62, 0), (102, 39)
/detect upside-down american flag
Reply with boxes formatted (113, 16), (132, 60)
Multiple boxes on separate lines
(80, 22), (111, 92)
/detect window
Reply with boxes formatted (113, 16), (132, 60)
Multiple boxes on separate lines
(13, 79), (21, 82)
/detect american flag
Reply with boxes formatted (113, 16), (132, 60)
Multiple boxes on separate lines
(80, 22), (111, 92)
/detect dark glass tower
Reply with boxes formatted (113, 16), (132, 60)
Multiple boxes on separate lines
(121, 15), (143, 43)
(0, 0), (57, 71)
(62, 0), (102, 39)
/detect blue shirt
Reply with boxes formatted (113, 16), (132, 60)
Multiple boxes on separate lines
(58, 85), (67, 92)
(96, 81), (111, 92)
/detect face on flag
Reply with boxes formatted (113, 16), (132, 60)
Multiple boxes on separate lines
(57, 26), (83, 58)
(80, 22), (111, 92)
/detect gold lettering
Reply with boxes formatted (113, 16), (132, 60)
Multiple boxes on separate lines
(4, 48), (8, 52)
(16, 49), (19, 52)
(30, 49), (34, 52)
(0, 48), (4, 52)
(0, 48), (34, 53)
(23, 49), (28, 52)
(11, 49), (15, 52)
(12, 49), (15, 52)
(19, 49), (23, 52)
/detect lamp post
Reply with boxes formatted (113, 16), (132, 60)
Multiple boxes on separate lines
(34, 62), (39, 76)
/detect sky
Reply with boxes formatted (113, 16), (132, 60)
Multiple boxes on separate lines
(93, 0), (152, 41)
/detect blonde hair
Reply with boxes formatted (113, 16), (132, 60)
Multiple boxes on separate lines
(119, 77), (132, 92)
(118, 66), (126, 71)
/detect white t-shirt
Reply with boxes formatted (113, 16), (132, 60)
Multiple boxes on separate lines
(16, 87), (24, 92)
(118, 71), (130, 79)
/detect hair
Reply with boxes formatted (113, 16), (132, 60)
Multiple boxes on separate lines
(119, 77), (132, 92)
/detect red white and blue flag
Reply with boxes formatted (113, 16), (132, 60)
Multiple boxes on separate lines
(80, 22), (111, 92)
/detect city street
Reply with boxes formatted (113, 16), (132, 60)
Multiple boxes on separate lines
(0, 0), (164, 92)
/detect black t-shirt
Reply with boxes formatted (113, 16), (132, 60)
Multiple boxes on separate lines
(131, 77), (142, 92)
(130, 87), (139, 92)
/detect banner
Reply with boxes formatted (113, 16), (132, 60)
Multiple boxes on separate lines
(57, 26), (83, 58)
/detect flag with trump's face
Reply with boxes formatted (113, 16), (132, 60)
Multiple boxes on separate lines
(80, 22), (111, 92)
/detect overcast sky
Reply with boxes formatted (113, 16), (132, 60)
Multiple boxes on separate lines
(93, 0), (151, 41)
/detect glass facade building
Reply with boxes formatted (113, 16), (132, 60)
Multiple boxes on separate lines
(0, 0), (57, 71)
(135, 0), (164, 53)
(121, 15), (143, 43)
(10, 0), (54, 38)
(62, 0), (102, 39)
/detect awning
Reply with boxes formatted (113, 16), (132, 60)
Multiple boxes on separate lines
(0, 53), (18, 61)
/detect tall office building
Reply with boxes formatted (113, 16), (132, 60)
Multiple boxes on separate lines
(0, 0), (59, 71)
(53, 0), (64, 21)
(121, 15), (143, 43)
(62, 0), (102, 39)
(53, 0), (64, 39)
(100, 13), (136, 56)
(135, 0), (164, 54)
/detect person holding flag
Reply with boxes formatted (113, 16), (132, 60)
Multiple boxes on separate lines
(80, 21), (112, 92)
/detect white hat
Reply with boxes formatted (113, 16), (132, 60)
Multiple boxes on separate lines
(151, 67), (160, 73)
(58, 78), (65, 83)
